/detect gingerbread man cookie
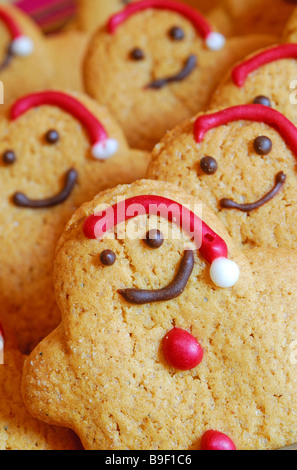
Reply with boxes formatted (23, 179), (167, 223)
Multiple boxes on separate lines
(0, 320), (82, 450)
(148, 104), (297, 250)
(0, 90), (150, 353)
(209, 43), (297, 125)
(83, 0), (276, 150)
(21, 179), (297, 450)
(0, 4), (52, 103)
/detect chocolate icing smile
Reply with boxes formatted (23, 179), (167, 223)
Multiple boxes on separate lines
(118, 250), (194, 304)
(12, 168), (78, 209)
(220, 171), (286, 213)
(147, 54), (197, 89)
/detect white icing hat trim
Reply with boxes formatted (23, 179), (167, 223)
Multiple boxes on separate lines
(92, 138), (118, 160)
(210, 257), (240, 288)
(205, 32), (225, 51)
(11, 36), (34, 56)
(0, 336), (3, 352)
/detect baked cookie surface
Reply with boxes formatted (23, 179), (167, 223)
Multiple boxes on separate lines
(0, 4), (52, 103)
(0, 320), (82, 450)
(209, 43), (297, 125)
(21, 179), (297, 450)
(0, 90), (150, 353)
(147, 104), (297, 250)
(46, 31), (89, 93)
(83, 0), (276, 150)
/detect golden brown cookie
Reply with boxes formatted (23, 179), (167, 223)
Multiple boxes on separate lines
(147, 104), (297, 250)
(0, 4), (52, 103)
(0, 319), (82, 450)
(209, 43), (297, 125)
(21, 179), (297, 450)
(83, 0), (276, 150)
(0, 90), (150, 353)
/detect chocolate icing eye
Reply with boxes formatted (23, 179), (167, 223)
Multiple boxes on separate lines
(45, 129), (60, 144)
(2, 150), (16, 165)
(253, 95), (271, 107)
(200, 156), (218, 175)
(169, 26), (185, 41)
(100, 249), (117, 266)
(145, 229), (164, 249)
(253, 136), (272, 155)
(130, 48), (145, 61)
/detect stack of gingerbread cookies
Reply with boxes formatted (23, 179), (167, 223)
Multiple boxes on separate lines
(2, 0), (297, 451)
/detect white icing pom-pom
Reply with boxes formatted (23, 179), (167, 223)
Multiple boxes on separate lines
(210, 257), (240, 288)
(11, 36), (34, 56)
(92, 138), (118, 160)
(205, 32), (225, 51)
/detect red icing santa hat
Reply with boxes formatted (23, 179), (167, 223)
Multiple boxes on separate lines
(83, 195), (240, 288)
(107, 0), (225, 51)
(232, 44), (297, 87)
(194, 104), (297, 159)
(11, 91), (119, 160)
(0, 6), (34, 57)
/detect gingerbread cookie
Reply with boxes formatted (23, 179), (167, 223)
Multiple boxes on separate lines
(0, 319), (82, 450)
(212, 0), (297, 37)
(0, 90), (150, 353)
(0, 4), (52, 103)
(83, 0), (276, 150)
(21, 179), (297, 450)
(148, 104), (297, 250)
(209, 43), (297, 125)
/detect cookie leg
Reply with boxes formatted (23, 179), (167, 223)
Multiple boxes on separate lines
(21, 325), (78, 431)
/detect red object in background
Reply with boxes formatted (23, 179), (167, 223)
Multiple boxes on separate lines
(15, 0), (77, 33)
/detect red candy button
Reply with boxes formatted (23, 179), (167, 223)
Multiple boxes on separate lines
(201, 430), (236, 450)
(163, 328), (203, 370)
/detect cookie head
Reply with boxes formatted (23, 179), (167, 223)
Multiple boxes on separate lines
(149, 104), (297, 248)
(0, 5), (34, 68)
(0, 5), (52, 102)
(84, 0), (226, 149)
(83, 193), (240, 291)
(0, 90), (123, 211)
(210, 43), (297, 125)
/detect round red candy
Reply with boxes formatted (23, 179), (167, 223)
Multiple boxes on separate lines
(201, 430), (236, 450)
(163, 328), (203, 370)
